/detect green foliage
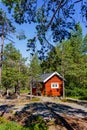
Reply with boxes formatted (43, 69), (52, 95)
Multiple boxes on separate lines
(20, 89), (29, 94)
(41, 24), (87, 99)
(29, 52), (42, 78)
(65, 88), (87, 99)
(1, 1), (87, 99)
(0, 117), (29, 130)
(41, 47), (61, 73)
(0, 8), (15, 36)
(31, 56), (41, 73)
(2, 0), (87, 59)
(2, 43), (29, 93)
(28, 52), (42, 95)
(0, 116), (48, 130)
(0, 117), (7, 124)
(29, 116), (48, 130)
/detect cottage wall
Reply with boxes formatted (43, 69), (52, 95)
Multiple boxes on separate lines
(44, 75), (63, 96)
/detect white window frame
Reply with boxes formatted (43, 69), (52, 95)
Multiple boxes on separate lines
(51, 82), (59, 88)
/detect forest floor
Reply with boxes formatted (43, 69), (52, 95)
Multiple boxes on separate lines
(0, 94), (87, 130)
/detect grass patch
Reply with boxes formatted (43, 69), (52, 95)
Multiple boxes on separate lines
(0, 117), (29, 130)
(0, 116), (48, 130)
(31, 97), (40, 102)
(20, 89), (29, 94)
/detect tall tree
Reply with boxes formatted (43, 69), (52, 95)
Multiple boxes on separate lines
(41, 46), (61, 73)
(2, 43), (28, 95)
(29, 52), (42, 79)
(0, 9), (15, 85)
(29, 52), (42, 98)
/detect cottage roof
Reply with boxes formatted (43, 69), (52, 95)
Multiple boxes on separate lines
(39, 71), (64, 83)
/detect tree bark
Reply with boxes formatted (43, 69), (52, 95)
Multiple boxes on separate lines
(61, 43), (65, 99)
(0, 26), (4, 85)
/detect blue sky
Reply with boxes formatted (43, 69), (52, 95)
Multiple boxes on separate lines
(12, 23), (36, 64)
(0, 2), (37, 64)
(0, 1), (87, 65)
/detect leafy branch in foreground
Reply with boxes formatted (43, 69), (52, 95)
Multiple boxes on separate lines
(2, 0), (87, 59)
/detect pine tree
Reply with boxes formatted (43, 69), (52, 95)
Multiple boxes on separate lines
(0, 9), (15, 86)
(2, 43), (28, 95)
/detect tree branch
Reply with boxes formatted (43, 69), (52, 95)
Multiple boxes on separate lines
(46, 0), (68, 29)
(74, 0), (83, 4)
(42, 0), (47, 8)
(44, 37), (54, 48)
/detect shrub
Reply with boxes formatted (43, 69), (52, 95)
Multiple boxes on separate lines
(28, 116), (48, 130)
(0, 116), (48, 130)
(0, 117), (29, 130)
(65, 88), (87, 99)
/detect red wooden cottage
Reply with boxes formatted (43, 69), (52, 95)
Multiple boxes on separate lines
(32, 72), (64, 97)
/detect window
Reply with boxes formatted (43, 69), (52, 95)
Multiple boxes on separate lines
(51, 83), (59, 88)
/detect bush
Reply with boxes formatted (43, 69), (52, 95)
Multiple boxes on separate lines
(0, 116), (48, 130)
(0, 117), (7, 124)
(0, 117), (29, 130)
(0, 122), (29, 130)
(20, 89), (29, 94)
(29, 116), (48, 130)
(65, 88), (87, 99)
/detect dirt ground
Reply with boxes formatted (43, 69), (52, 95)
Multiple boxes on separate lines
(0, 95), (87, 130)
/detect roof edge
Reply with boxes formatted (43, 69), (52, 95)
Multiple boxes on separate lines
(43, 71), (64, 83)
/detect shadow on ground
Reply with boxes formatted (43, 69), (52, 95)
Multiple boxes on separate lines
(12, 102), (87, 130)
(67, 98), (87, 108)
(0, 104), (15, 116)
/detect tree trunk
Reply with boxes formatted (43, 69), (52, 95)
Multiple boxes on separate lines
(14, 86), (17, 93)
(5, 88), (9, 96)
(0, 26), (4, 85)
(7, 89), (9, 96)
(14, 82), (20, 94)
(30, 82), (32, 100)
(61, 43), (65, 99)
(63, 80), (65, 99)
(0, 65), (2, 86)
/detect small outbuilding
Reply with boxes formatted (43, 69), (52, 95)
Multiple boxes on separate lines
(32, 72), (64, 97)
